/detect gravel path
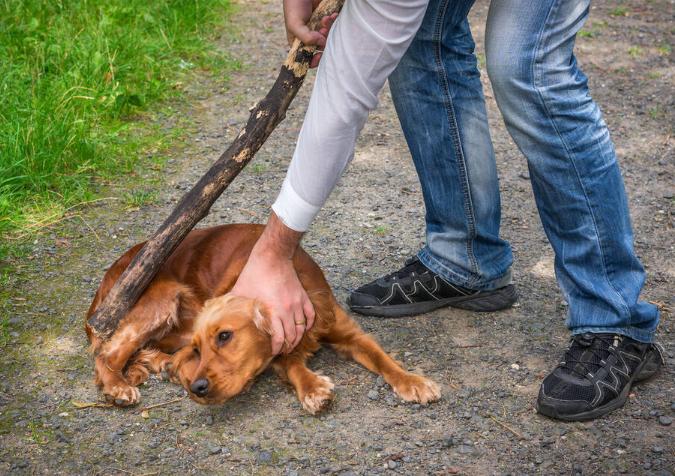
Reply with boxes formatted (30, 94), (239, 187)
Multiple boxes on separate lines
(1, 0), (673, 474)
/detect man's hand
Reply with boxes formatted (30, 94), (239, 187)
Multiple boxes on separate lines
(283, 0), (338, 68)
(230, 213), (315, 355)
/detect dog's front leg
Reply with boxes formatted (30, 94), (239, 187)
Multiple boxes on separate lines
(273, 356), (334, 415)
(326, 306), (441, 404)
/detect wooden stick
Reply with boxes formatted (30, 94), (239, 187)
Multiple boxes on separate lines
(87, 0), (345, 339)
(139, 396), (186, 412)
(489, 415), (527, 440)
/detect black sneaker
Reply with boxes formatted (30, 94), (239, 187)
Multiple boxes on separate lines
(536, 333), (664, 421)
(347, 256), (517, 317)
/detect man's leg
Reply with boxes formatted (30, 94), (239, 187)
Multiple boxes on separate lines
(348, 0), (516, 317)
(486, 0), (661, 421)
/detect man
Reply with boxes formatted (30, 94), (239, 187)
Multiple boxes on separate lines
(231, 0), (663, 421)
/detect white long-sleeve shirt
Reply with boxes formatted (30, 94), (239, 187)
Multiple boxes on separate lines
(272, 0), (429, 231)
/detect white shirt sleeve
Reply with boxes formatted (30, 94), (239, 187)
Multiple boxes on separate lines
(272, 0), (429, 232)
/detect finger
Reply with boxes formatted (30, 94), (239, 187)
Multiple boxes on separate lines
(303, 297), (316, 330)
(269, 314), (285, 355)
(310, 52), (322, 69)
(291, 311), (305, 349)
(291, 25), (326, 47)
(279, 312), (297, 354)
(320, 13), (337, 30)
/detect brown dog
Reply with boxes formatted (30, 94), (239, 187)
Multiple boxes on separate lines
(86, 224), (441, 413)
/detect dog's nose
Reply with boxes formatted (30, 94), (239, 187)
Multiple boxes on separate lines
(190, 378), (209, 397)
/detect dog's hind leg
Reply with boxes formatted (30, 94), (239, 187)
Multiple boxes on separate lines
(325, 305), (441, 404)
(94, 281), (193, 406)
(273, 356), (335, 415)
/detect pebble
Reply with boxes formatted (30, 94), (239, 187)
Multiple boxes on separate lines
(457, 445), (475, 455)
(55, 431), (70, 444)
(257, 450), (273, 464)
(208, 444), (221, 455)
(205, 415), (214, 426)
(367, 390), (379, 401)
(657, 416), (672, 426)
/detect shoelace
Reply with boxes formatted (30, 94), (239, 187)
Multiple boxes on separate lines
(560, 334), (620, 378)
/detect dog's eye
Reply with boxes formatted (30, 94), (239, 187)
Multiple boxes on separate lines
(217, 331), (232, 345)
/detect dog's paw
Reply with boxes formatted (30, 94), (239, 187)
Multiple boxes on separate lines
(391, 373), (441, 405)
(104, 384), (141, 407)
(301, 375), (335, 415)
(125, 364), (150, 387)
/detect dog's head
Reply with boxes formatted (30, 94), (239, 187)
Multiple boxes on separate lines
(172, 294), (274, 405)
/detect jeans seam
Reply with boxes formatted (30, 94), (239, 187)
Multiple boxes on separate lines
(531, 0), (632, 320)
(431, 0), (479, 281)
(572, 327), (655, 344)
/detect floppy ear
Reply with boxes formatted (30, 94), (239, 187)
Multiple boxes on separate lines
(252, 301), (273, 336)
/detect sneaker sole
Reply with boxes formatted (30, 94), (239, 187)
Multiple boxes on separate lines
(535, 347), (663, 422)
(348, 284), (517, 318)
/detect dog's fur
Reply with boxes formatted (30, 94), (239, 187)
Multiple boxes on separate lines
(86, 224), (440, 413)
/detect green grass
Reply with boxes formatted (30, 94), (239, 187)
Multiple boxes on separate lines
(610, 6), (629, 17)
(628, 46), (643, 58)
(123, 189), (159, 209)
(0, 0), (237, 246)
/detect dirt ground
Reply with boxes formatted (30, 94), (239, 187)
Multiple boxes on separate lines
(1, 0), (673, 474)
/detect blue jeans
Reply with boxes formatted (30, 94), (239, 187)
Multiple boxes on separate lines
(389, 0), (659, 343)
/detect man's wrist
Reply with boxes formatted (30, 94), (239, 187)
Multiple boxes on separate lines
(254, 211), (304, 260)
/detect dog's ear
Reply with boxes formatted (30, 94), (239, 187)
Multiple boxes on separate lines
(252, 301), (272, 336)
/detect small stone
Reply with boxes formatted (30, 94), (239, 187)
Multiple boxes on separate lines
(257, 450), (273, 464)
(376, 376), (385, 387)
(205, 415), (214, 425)
(387, 460), (398, 469)
(458, 445), (474, 455)
(658, 415), (672, 426)
(367, 390), (379, 401)
(55, 431), (70, 444)
(510, 363), (520, 371)
(652, 446), (664, 454)
(208, 444), (221, 455)
(441, 437), (455, 448)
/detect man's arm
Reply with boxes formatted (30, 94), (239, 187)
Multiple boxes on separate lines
(232, 0), (429, 354)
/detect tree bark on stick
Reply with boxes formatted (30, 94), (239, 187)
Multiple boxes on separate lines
(87, 0), (345, 339)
